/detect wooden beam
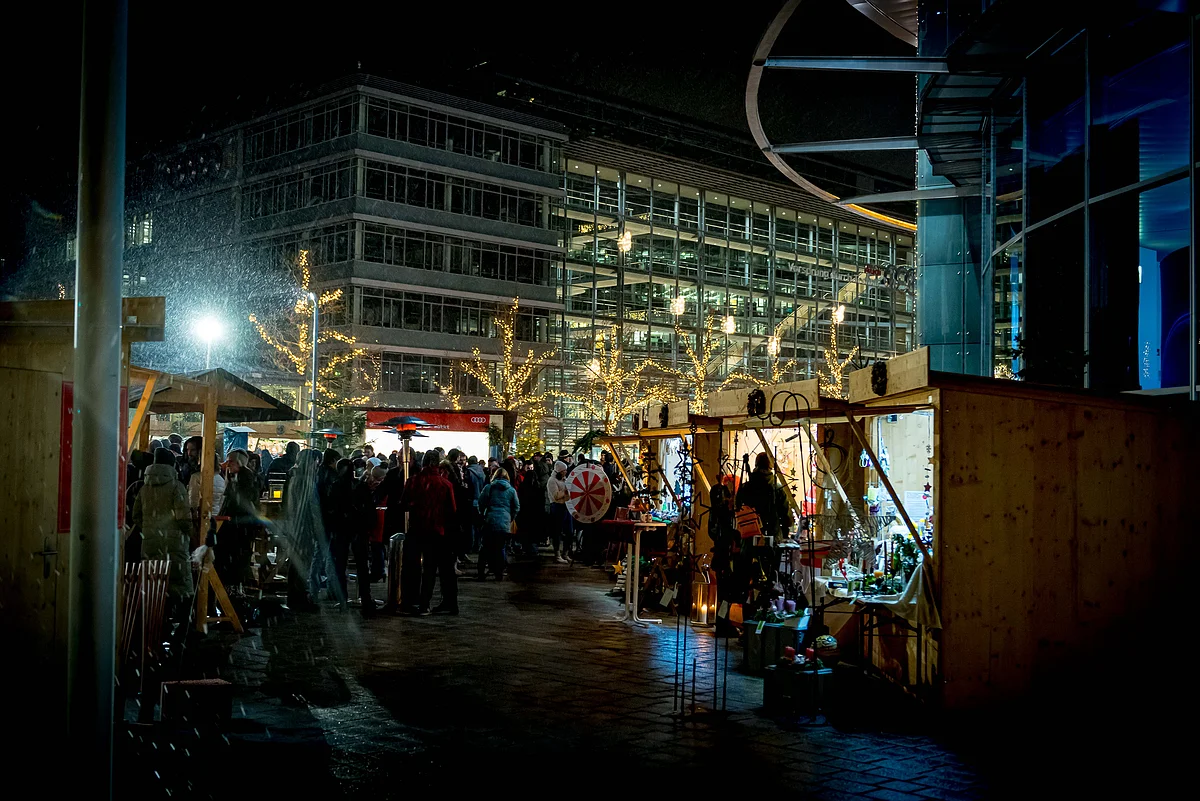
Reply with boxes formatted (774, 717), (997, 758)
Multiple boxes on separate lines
(845, 412), (934, 567)
(126, 372), (157, 454)
(199, 384), (217, 535)
(800, 424), (865, 531)
(602, 440), (635, 491)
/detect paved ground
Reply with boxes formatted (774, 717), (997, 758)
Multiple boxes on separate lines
(115, 557), (1078, 799)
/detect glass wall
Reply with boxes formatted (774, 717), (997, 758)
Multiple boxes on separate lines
(556, 157), (916, 439)
(994, 6), (1193, 392)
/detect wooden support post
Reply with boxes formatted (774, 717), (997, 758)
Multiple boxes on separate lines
(126, 370), (156, 454)
(845, 413), (933, 566)
(800, 424), (865, 531)
(195, 535), (243, 634)
(603, 441), (635, 490)
(753, 428), (805, 524)
(199, 384), (217, 535)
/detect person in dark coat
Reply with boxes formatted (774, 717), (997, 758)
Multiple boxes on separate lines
(445, 449), (475, 568)
(269, 441), (299, 479)
(399, 449), (459, 615)
(351, 465), (388, 616)
(314, 448), (342, 599)
(325, 457), (358, 605)
(735, 453), (793, 539)
(217, 449), (260, 592)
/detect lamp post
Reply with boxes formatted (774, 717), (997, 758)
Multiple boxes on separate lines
(308, 291), (318, 438)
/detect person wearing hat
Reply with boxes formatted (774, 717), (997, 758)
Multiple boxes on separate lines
(546, 460), (572, 563)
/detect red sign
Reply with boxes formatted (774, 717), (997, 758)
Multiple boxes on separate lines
(366, 410), (491, 432)
(58, 382), (129, 532)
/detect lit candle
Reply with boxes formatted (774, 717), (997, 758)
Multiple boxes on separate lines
(699, 604), (708, 625)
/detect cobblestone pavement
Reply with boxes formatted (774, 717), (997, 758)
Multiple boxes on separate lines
(120, 558), (1000, 799)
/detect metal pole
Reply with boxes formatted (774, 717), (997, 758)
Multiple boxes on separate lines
(308, 291), (318, 436)
(69, 0), (127, 795)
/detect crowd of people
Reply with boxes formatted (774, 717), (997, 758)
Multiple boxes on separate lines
(123, 432), (632, 624)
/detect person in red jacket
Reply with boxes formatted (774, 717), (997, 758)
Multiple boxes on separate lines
(399, 449), (459, 615)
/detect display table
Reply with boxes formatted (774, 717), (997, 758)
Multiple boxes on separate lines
(602, 520), (666, 627)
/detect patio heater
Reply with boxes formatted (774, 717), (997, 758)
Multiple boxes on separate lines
(380, 415), (428, 611)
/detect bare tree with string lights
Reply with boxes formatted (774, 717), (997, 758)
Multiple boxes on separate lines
(664, 311), (726, 413)
(557, 323), (674, 433)
(248, 249), (380, 414)
(817, 304), (858, 399)
(458, 296), (556, 440)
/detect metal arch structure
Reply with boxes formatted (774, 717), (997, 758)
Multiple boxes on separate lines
(745, 0), (917, 233)
(844, 0), (918, 47)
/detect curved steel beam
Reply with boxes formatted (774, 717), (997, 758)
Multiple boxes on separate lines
(844, 0), (919, 47)
(745, 0), (917, 232)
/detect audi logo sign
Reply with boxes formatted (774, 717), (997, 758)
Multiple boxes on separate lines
(470, 416), (487, 424)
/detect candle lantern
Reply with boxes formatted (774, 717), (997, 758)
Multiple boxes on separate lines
(691, 564), (715, 626)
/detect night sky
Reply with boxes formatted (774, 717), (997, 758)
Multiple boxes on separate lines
(1, 0), (913, 283)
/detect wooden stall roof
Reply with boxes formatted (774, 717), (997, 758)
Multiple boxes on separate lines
(129, 367), (304, 422)
(849, 347), (1197, 414)
(0, 297), (165, 344)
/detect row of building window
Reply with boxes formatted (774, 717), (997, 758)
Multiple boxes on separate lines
(244, 96), (357, 163)
(364, 96), (560, 173)
(240, 158), (550, 228)
(241, 92), (563, 175)
(359, 288), (552, 343)
(362, 160), (546, 227)
(564, 163), (912, 266)
(379, 352), (493, 396)
(362, 222), (556, 286)
(247, 221), (559, 288)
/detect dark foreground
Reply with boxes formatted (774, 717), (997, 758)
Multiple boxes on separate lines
(115, 558), (1176, 799)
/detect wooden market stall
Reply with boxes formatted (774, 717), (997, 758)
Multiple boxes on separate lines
(620, 348), (1194, 710)
(0, 297), (165, 726)
(127, 366), (305, 533)
(847, 348), (1194, 709)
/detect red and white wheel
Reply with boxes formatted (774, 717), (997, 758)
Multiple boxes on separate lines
(566, 463), (613, 524)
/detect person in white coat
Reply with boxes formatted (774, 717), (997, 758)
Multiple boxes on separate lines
(545, 460), (572, 563)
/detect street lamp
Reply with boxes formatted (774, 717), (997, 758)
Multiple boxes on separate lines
(195, 315), (222, 369)
(308, 291), (318, 438)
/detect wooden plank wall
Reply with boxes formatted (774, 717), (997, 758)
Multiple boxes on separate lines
(0, 366), (68, 726)
(849, 347), (930, 404)
(937, 386), (1192, 708)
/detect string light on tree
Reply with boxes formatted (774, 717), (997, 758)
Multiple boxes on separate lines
(720, 320), (796, 390)
(817, 304), (858, 399)
(558, 324), (673, 433)
(459, 296), (556, 433)
(249, 249), (379, 413)
(666, 311), (724, 413)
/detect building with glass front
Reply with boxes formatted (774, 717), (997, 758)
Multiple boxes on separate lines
(550, 138), (914, 443)
(915, 0), (1195, 396)
(10, 73), (918, 446)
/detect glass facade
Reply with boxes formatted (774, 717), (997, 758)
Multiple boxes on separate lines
(555, 157), (915, 440)
(982, 5), (1194, 392)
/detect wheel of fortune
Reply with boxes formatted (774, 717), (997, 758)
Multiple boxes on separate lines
(566, 462), (613, 524)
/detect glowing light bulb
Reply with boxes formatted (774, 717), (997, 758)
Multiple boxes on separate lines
(767, 336), (780, 357)
(670, 295), (686, 316)
(617, 230), (632, 253)
(723, 315), (736, 334)
(833, 305), (845, 324)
